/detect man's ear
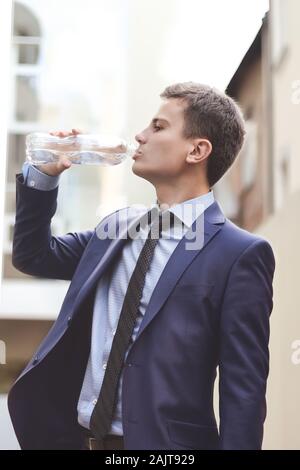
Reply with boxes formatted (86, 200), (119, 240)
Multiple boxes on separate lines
(186, 139), (212, 164)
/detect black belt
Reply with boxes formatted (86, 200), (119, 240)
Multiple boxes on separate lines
(80, 426), (124, 450)
(84, 435), (124, 450)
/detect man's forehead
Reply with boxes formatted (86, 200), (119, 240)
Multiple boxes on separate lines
(154, 100), (185, 123)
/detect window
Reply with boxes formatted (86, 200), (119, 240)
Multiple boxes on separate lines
(2, 2), (42, 280)
(15, 75), (39, 122)
(240, 120), (258, 191)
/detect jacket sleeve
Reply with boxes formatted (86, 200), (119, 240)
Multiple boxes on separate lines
(12, 173), (94, 280)
(218, 238), (275, 449)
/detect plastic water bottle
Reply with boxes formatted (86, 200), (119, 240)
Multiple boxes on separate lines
(25, 132), (138, 166)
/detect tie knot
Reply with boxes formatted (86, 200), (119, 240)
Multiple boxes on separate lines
(148, 209), (175, 238)
(135, 208), (180, 239)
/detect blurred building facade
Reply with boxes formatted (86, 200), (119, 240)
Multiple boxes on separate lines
(223, 0), (300, 450)
(0, 0), (131, 447)
(223, 0), (300, 231)
(0, 0), (174, 449)
(1, 0), (177, 395)
(224, 23), (272, 231)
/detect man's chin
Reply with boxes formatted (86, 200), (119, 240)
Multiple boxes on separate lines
(132, 161), (153, 183)
(132, 160), (144, 176)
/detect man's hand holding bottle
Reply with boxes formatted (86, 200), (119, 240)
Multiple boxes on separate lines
(36, 128), (82, 176)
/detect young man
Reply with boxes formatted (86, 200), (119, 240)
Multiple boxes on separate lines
(8, 82), (275, 450)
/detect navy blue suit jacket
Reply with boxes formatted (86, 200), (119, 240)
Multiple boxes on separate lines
(8, 174), (275, 450)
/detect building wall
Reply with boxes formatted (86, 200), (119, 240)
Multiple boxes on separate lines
(215, 3), (300, 448)
(0, 319), (53, 393)
(262, 4), (300, 447)
(212, 190), (300, 450)
(271, 0), (300, 211)
(217, 54), (269, 231)
(255, 190), (300, 450)
(230, 58), (266, 231)
(1, 0), (132, 322)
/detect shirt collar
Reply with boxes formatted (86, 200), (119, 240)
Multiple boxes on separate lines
(156, 190), (215, 229)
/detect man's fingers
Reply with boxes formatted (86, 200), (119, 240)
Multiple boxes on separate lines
(62, 159), (72, 168)
(57, 157), (72, 171)
(49, 129), (81, 137)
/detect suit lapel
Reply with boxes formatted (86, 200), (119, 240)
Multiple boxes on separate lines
(135, 201), (225, 341)
(72, 201), (225, 338)
(71, 209), (148, 315)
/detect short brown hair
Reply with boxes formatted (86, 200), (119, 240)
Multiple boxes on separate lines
(160, 82), (245, 187)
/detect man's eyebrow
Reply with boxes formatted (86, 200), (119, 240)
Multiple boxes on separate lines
(151, 118), (169, 125)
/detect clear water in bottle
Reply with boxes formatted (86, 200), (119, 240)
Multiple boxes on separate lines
(26, 133), (138, 166)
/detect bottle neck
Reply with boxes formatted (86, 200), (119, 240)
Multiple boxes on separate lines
(127, 142), (138, 156)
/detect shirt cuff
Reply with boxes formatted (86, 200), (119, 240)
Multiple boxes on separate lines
(22, 162), (60, 191)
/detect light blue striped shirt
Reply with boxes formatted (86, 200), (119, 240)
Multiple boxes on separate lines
(22, 162), (215, 435)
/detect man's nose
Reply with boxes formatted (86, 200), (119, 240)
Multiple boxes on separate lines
(135, 131), (146, 144)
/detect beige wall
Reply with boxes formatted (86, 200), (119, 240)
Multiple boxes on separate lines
(255, 190), (300, 449)
(0, 319), (53, 393)
(213, 190), (300, 449)
(262, 4), (300, 448)
(271, 0), (300, 211)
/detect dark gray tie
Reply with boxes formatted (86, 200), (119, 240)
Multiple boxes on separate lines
(90, 208), (175, 441)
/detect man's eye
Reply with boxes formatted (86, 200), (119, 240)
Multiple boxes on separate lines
(153, 125), (161, 131)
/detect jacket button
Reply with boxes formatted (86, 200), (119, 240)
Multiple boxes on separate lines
(32, 356), (39, 365)
(67, 316), (72, 325)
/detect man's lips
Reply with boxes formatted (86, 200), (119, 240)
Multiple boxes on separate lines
(132, 150), (143, 160)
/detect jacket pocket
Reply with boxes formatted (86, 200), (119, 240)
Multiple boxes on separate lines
(167, 418), (219, 450)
